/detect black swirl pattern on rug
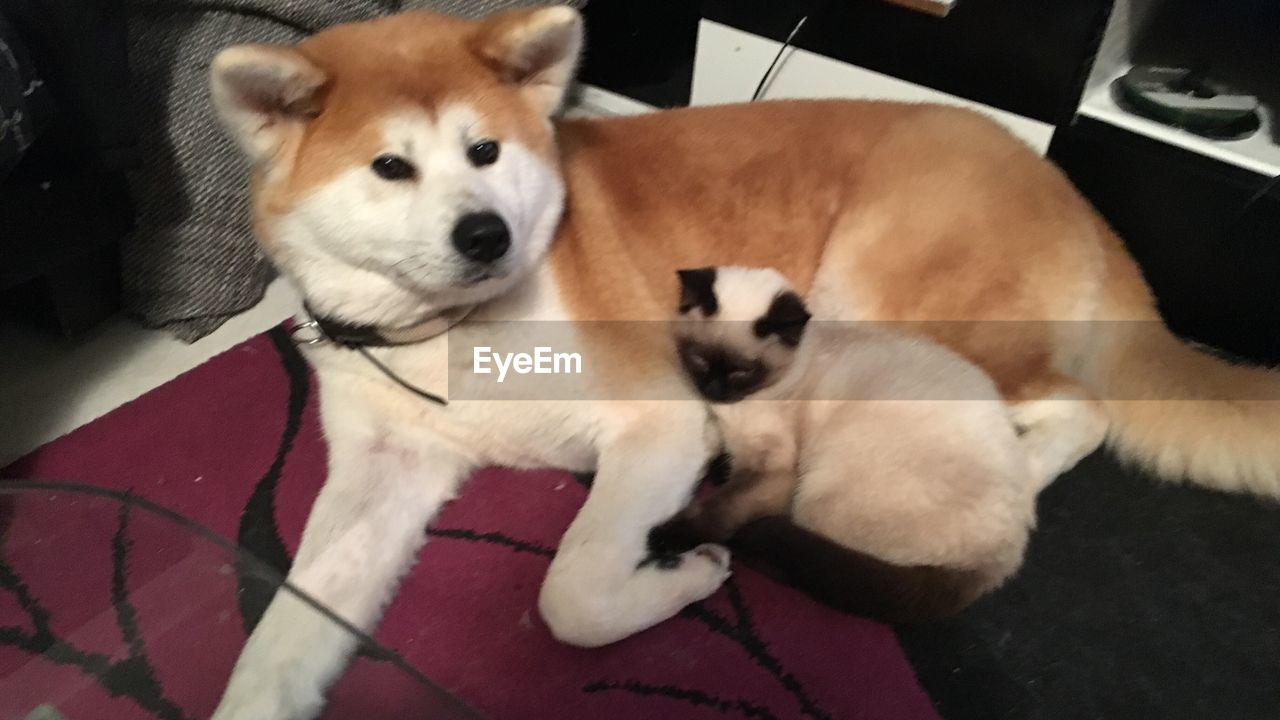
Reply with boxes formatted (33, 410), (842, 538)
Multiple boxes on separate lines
(677, 578), (833, 720)
(0, 501), (194, 720)
(234, 326), (310, 636)
(583, 680), (781, 720)
(425, 527), (556, 558)
(428, 526), (834, 720)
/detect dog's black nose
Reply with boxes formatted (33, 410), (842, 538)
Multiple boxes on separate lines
(452, 211), (510, 264)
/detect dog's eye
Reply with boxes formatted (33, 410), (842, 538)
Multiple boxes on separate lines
(467, 140), (500, 168)
(371, 154), (416, 181)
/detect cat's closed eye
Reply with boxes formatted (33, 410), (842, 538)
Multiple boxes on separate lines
(728, 368), (753, 381)
(687, 353), (710, 373)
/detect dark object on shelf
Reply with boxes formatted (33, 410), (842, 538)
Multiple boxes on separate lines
(1114, 65), (1261, 140)
(1125, 0), (1279, 147)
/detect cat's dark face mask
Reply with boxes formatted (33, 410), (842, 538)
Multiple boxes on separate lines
(677, 339), (770, 403)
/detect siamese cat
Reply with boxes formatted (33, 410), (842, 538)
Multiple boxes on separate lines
(657, 266), (1102, 621)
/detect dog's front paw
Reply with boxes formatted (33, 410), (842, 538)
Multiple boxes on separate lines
(640, 541), (731, 605)
(212, 655), (324, 720)
(211, 687), (299, 720)
(692, 542), (731, 569)
(539, 540), (731, 647)
(671, 542), (732, 606)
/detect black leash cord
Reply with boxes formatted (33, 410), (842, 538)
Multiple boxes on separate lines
(354, 346), (449, 406)
(752, 14), (810, 101)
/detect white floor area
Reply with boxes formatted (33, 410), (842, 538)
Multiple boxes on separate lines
(0, 280), (302, 466)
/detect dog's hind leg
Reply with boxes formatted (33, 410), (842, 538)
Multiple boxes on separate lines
(539, 402), (731, 648)
(212, 413), (470, 720)
(1009, 377), (1110, 492)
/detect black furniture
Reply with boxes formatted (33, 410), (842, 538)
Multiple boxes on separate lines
(1050, 0), (1280, 365)
(1051, 117), (1280, 365)
(0, 0), (136, 336)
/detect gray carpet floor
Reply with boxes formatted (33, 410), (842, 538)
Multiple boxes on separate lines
(897, 450), (1280, 720)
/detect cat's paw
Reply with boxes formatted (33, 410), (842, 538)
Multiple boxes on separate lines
(635, 542), (732, 608)
(647, 512), (715, 565)
(692, 542), (731, 569)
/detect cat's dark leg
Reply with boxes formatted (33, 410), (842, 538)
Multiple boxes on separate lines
(648, 465), (794, 562)
(733, 516), (990, 623)
(668, 467), (795, 543)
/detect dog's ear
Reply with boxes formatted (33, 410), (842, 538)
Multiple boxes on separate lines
(677, 267), (719, 316)
(755, 291), (811, 347)
(471, 6), (583, 116)
(209, 44), (328, 163)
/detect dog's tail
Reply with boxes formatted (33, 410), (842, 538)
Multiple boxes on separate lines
(732, 516), (990, 624)
(1082, 224), (1280, 498)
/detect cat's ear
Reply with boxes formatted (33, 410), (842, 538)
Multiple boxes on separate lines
(471, 6), (583, 116)
(677, 267), (719, 316)
(755, 291), (811, 346)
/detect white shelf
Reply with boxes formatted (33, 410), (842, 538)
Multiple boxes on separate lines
(563, 84), (655, 118)
(691, 20), (1055, 155)
(1079, 66), (1280, 178)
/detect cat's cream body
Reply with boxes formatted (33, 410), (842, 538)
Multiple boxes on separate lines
(674, 267), (1105, 618)
(712, 329), (1038, 586)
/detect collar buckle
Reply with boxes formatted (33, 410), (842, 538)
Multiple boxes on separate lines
(289, 320), (330, 346)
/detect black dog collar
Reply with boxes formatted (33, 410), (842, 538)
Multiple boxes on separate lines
(293, 303), (473, 348)
(290, 303), (474, 407)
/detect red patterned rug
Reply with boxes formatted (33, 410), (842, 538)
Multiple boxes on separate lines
(1, 326), (939, 720)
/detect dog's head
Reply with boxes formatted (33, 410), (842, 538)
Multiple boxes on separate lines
(209, 8), (581, 327)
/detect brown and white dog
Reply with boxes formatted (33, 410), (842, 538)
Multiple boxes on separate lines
(207, 7), (1280, 719)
